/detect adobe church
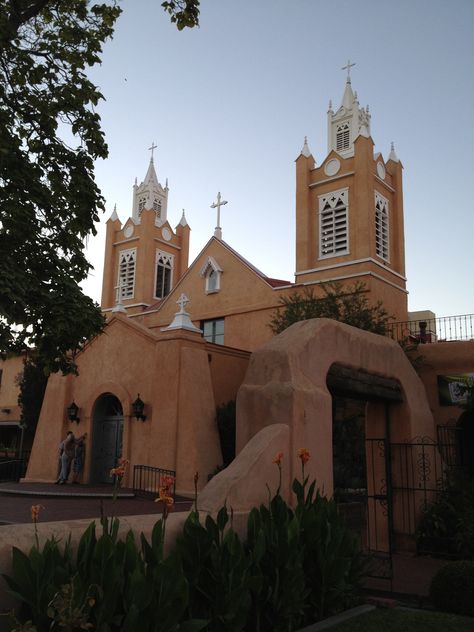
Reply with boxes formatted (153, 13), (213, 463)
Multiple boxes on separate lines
(19, 71), (456, 497)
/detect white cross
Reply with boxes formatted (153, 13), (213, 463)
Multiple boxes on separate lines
(211, 191), (228, 238)
(176, 293), (189, 313)
(342, 59), (356, 80)
(148, 141), (157, 159)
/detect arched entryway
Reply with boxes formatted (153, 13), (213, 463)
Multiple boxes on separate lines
(91, 393), (124, 484)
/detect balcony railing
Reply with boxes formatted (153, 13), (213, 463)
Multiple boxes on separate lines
(387, 314), (474, 344)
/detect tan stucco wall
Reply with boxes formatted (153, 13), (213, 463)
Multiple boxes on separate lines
(410, 340), (474, 431)
(24, 316), (251, 496)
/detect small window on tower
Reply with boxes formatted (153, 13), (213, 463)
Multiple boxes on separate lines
(138, 197), (146, 215)
(336, 122), (350, 151)
(153, 198), (162, 218)
(155, 250), (173, 299)
(118, 248), (136, 299)
(375, 192), (390, 262)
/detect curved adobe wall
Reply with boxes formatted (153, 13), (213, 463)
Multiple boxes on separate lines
(236, 318), (434, 496)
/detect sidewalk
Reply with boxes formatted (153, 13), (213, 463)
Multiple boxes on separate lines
(0, 481), (193, 525)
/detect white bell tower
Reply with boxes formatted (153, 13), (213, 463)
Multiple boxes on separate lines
(327, 60), (371, 158)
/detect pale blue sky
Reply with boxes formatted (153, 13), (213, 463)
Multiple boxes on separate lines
(83, 0), (474, 318)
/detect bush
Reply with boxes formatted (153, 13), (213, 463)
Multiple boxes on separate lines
(4, 453), (365, 631)
(430, 561), (474, 616)
(416, 471), (474, 559)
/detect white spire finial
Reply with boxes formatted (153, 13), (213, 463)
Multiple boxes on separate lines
(388, 141), (399, 162)
(342, 59), (356, 82)
(328, 99), (333, 111)
(301, 136), (311, 158)
(179, 209), (188, 226)
(211, 191), (228, 239)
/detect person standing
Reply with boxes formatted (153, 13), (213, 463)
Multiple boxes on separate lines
(56, 431), (75, 484)
(71, 434), (86, 484)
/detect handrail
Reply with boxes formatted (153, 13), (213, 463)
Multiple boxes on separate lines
(132, 464), (176, 498)
(387, 313), (474, 343)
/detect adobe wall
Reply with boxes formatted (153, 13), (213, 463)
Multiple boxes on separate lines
(410, 340), (474, 431)
(23, 316), (254, 496)
(236, 318), (434, 497)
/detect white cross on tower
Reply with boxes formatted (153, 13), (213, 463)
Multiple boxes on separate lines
(176, 293), (189, 314)
(148, 141), (157, 160)
(342, 59), (356, 81)
(211, 191), (228, 239)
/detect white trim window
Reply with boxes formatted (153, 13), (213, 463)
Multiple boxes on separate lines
(336, 122), (350, 151)
(118, 248), (136, 299)
(202, 318), (224, 345)
(199, 256), (223, 293)
(155, 250), (174, 299)
(319, 188), (349, 259)
(153, 197), (162, 219)
(375, 192), (390, 262)
(138, 196), (146, 216)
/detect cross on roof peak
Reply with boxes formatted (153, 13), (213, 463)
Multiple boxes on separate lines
(148, 141), (157, 160)
(342, 59), (356, 81)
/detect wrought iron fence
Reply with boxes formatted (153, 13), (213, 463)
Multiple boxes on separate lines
(387, 313), (474, 343)
(133, 464), (176, 498)
(0, 458), (28, 482)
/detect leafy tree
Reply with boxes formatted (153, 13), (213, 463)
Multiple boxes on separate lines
(0, 2), (200, 375)
(16, 354), (48, 441)
(162, 0), (200, 30)
(270, 281), (390, 335)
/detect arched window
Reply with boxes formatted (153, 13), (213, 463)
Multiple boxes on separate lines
(336, 122), (350, 151)
(375, 192), (390, 262)
(199, 256), (222, 293)
(153, 198), (162, 219)
(155, 250), (173, 299)
(118, 248), (136, 299)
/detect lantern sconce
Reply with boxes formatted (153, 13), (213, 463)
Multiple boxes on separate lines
(132, 394), (146, 422)
(67, 401), (80, 424)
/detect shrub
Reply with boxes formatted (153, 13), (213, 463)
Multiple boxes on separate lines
(416, 471), (474, 559)
(4, 450), (365, 631)
(430, 561), (474, 616)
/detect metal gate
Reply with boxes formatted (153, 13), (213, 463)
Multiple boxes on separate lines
(364, 437), (393, 583)
(359, 433), (460, 587)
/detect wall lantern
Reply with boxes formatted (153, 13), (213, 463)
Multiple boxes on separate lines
(132, 394), (146, 422)
(67, 401), (80, 424)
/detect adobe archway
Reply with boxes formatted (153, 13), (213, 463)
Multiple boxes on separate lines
(236, 318), (434, 496)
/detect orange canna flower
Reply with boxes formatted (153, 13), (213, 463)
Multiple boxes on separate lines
(31, 504), (45, 522)
(110, 465), (125, 478)
(272, 451), (284, 466)
(297, 448), (310, 465)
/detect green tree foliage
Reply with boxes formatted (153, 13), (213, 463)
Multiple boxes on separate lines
(161, 0), (200, 30)
(270, 281), (391, 335)
(16, 356), (48, 439)
(0, 1), (200, 375)
(0, 0), (124, 373)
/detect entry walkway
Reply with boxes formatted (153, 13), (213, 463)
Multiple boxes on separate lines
(0, 482), (193, 525)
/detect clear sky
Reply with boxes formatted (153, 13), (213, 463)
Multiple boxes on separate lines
(82, 0), (474, 318)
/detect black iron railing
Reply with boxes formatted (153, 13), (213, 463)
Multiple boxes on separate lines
(387, 314), (474, 344)
(133, 464), (176, 498)
(0, 458), (28, 482)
